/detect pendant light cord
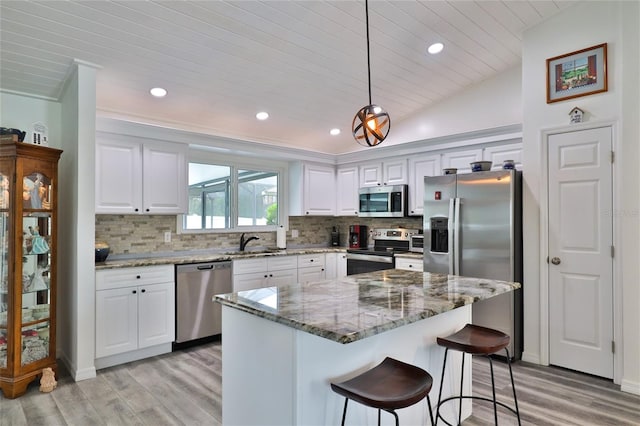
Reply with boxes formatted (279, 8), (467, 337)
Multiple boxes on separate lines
(365, 0), (372, 105)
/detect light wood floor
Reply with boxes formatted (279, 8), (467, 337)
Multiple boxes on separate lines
(1, 341), (638, 425)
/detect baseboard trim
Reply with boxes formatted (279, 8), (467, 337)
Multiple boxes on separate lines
(95, 343), (172, 370)
(59, 353), (97, 382)
(621, 379), (640, 395)
(521, 351), (542, 365)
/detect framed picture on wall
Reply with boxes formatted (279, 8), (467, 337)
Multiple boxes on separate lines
(546, 43), (608, 103)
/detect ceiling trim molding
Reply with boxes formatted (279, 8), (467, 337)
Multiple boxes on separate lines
(0, 88), (58, 102)
(95, 116), (337, 164)
(336, 124), (523, 165)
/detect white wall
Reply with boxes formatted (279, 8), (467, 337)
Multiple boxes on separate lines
(58, 61), (98, 381)
(0, 92), (62, 148)
(522, 1), (639, 393)
(383, 65), (522, 147)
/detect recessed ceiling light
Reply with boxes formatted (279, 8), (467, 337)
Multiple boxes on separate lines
(330, 128), (341, 136)
(256, 111), (269, 120)
(150, 87), (167, 97)
(427, 43), (444, 55)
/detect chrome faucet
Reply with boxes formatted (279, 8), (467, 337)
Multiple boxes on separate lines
(239, 233), (260, 251)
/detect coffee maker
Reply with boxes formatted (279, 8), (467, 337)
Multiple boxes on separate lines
(349, 225), (368, 249)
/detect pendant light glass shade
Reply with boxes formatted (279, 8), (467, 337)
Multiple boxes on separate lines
(352, 104), (390, 147)
(352, 0), (390, 147)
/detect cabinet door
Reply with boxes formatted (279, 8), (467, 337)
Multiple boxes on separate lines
(324, 252), (337, 280)
(303, 164), (336, 215)
(268, 269), (298, 287)
(359, 163), (382, 187)
(483, 143), (523, 170)
(268, 256), (298, 271)
(337, 253), (347, 278)
(383, 159), (407, 185)
(298, 266), (325, 284)
(336, 166), (359, 216)
(142, 142), (187, 214)
(408, 154), (441, 216)
(233, 258), (269, 275)
(96, 287), (138, 358)
(234, 272), (268, 292)
(297, 254), (325, 269)
(138, 282), (175, 349)
(441, 149), (482, 174)
(95, 139), (142, 214)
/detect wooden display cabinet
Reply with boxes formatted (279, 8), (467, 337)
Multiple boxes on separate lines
(0, 135), (62, 398)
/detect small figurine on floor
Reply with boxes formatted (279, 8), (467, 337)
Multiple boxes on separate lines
(39, 367), (57, 393)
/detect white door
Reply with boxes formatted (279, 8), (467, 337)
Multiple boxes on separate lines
(95, 287), (138, 358)
(548, 126), (613, 378)
(408, 154), (441, 216)
(303, 164), (336, 215)
(138, 282), (175, 348)
(336, 167), (359, 216)
(143, 142), (187, 214)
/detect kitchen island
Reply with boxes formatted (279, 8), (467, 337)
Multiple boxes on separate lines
(215, 269), (520, 425)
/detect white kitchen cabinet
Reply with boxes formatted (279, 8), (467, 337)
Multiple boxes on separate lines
(483, 143), (523, 170)
(359, 159), (407, 187)
(336, 166), (359, 216)
(395, 257), (424, 272)
(324, 252), (347, 280)
(95, 265), (175, 362)
(297, 254), (326, 283)
(289, 162), (336, 216)
(408, 154), (442, 216)
(96, 137), (187, 214)
(441, 149), (482, 174)
(233, 256), (298, 291)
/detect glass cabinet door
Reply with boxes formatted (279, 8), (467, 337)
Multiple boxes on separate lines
(0, 210), (7, 368)
(20, 170), (54, 366)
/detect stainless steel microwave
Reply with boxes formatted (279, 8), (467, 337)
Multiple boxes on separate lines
(358, 185), (408, 217)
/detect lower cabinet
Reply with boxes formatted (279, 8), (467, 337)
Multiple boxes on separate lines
(95, 265), (175, 368)
(297, 254), (326, 284)
(325, 252), (347, 279)
(395, 257), (424, 272)
(233, 256), (298, 291)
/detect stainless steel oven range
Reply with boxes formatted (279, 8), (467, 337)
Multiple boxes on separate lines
(346, 228), (419, 275)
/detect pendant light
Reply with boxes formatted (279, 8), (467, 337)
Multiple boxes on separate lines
(352, 0), (390, 147)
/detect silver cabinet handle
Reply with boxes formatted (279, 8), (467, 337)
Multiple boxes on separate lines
(551, 257), (561, 265)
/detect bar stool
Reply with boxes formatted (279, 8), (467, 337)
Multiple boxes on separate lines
(331, 357), (435, 426)
(435, 324), (521, 426)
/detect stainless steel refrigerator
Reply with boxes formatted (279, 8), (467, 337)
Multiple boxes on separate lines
(423, 170), (522, 359)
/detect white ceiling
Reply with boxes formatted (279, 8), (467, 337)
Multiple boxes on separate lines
(0, 1), (577, 155)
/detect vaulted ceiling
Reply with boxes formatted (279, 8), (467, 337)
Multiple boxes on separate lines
(0, 1), (577, 154)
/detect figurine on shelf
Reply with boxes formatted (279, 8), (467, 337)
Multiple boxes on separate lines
(39, 367), (57, 393)
(22, 173), (48, 210)
(29, 226), (49, 254)
(28, 263), (49, 291)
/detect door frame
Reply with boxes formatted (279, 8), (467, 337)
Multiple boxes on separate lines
(539, 120), (622, 384)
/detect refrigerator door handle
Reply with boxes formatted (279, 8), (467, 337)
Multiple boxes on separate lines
(448, 198), (455, 274)
(454, 197), (461, 275)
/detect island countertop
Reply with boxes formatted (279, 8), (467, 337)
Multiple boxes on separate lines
(215, 269), (520, 344)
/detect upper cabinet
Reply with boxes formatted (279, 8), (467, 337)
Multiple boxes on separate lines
(483, 143), (523, 170)
(408, 154), (441, 216)
(289, 162), (336, 216)
(359, 159), (407, 187)
(336, 166), (359, 216)
(441, 149), (483, 174)
(96, 138), (187, 214)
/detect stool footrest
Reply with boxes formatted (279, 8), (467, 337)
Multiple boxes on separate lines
(436, 395), (520, 426)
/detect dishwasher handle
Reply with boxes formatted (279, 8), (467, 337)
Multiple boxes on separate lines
(197, 264), (214, 270)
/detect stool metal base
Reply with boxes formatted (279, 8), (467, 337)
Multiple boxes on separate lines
(339, 396), (435, 426)
(435, 348), (521, 426)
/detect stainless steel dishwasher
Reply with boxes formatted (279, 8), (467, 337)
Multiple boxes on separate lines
(175, 261), (232, 343)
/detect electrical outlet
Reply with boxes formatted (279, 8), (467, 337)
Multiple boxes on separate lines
(164, 231), (171, 243)
(291, 229), (299, 238)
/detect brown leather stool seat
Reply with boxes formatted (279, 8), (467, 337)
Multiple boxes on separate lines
(436, 324), (521, 426)
(331, 357), (435, 426)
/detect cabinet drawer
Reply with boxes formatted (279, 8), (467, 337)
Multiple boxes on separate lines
(268, 256), (298, 271)
(233, 258), (269, 275)
(297, 254), (325, 268)
(96, 265), (174, 291)
(395, 258), (423, 272)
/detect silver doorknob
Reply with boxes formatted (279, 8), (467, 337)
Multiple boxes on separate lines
(551, 257), (561, 265)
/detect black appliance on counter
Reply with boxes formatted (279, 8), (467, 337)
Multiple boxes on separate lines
(331, 226), (340, 247)
(346, 228), (419, 275)
(348, 225), (368, 249)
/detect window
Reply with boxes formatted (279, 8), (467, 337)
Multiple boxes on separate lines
(182, 154), (284, 232)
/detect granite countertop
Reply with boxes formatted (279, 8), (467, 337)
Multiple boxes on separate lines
(215, 269), (521, 344)
(394, 252), (423, 259)
(95, 247), (347, 270)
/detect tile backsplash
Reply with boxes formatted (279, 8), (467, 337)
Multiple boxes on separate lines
(95, 215), (423, 256)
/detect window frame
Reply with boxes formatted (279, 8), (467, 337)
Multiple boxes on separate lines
(177, 149), (288, 234)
